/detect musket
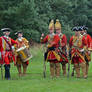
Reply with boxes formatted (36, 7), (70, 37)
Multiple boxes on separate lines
(68, 47), (75, 77)
(0, 55), (4, 80)
(66, 45), (70, 78)
(67, 60), (70, 78)
(58, 47), (66, 57)
(58, 45), (70, 78)
(71, 66), (75, 76)
(43, 56), (46, 78)
(0, 64), (3, 80)
(0, 52), (4, 80)
(42, 44), (46, 78)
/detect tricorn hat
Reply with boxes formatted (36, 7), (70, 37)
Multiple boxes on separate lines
(1, 28), (11, 32)
(82, 26), (88, 30)
(78, 27), (83, 31)
(15, 31), (23, 35)
(72, 27), (78, 31)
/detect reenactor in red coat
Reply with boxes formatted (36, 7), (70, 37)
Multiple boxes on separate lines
(69, 27), (87, 78)
(55, 19), (68, 76)
(0, 28), (17, 80)
(81, 26), (91, 77)
(40, 20), (61, 78)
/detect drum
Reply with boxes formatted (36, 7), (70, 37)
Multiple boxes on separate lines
(16, 46), (32, 62)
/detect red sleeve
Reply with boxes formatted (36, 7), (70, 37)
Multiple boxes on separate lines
(42, 35), (49, 43)
(87, 34), (92, 48)
(91, 39), (92, 48)
(82, 36), (87, 46)
(69, 36), (73, 48)
(11, 39), (18, 45)
(0, 37), (2, 51)
(61, 34), (67, 47)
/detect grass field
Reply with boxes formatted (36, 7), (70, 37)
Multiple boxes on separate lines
(0, 45), (92, 92)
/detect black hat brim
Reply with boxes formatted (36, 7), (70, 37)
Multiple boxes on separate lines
(1, 28), (11, 32)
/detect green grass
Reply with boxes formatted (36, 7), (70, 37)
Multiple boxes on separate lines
(0, 45), (92, 92)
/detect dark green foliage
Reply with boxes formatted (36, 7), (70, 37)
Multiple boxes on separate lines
(0, 0), (92, 42)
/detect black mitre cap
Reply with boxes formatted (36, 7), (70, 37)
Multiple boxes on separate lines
(72, 27), (78, 31)
(1, 28), (11, 32)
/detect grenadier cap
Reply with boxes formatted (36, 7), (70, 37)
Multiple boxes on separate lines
(55, 19), (61, 30)
(49, 20), (54, 30)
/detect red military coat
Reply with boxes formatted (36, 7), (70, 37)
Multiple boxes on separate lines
(41, 34), (60, 63)
(0, 36), (17, 65)
(69, 35), (87, 64)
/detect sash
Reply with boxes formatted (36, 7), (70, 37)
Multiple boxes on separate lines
(2, 36), (12, 51)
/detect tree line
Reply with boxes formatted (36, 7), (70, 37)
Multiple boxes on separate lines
(0, 0), (92, 42)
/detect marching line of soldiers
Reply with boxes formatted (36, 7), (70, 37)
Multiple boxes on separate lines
(0, 19), (92, 80)
(41, 19), (92, 79)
